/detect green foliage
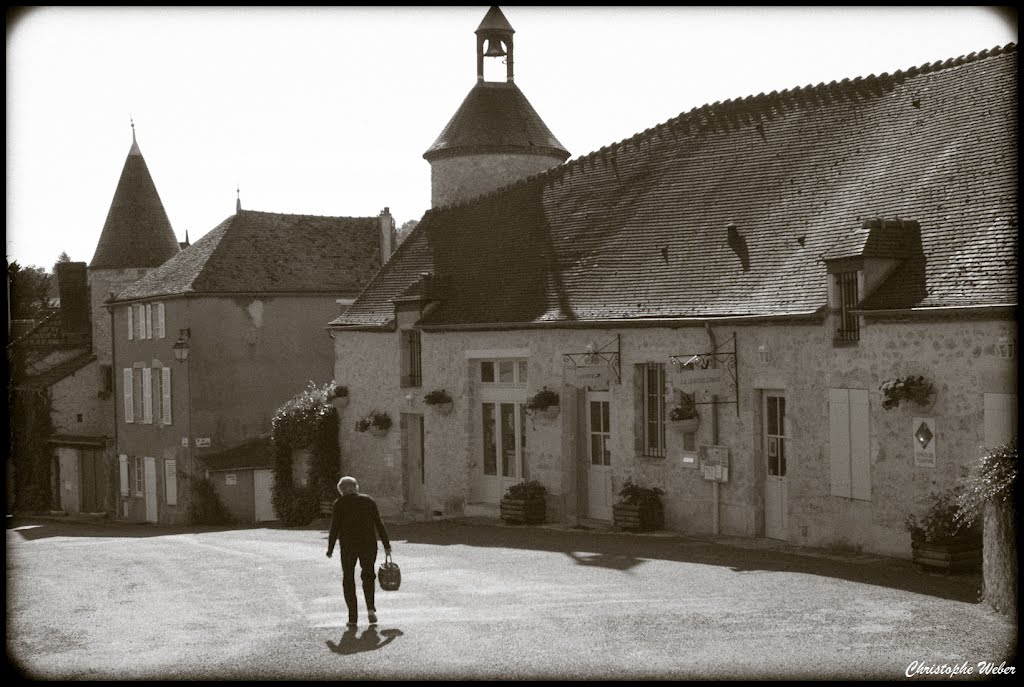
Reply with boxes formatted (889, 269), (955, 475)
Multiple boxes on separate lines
(956, 438), (1017, 529)
(10, 387), (55, 512)
(880, 375), (935, 410)
(504, 480), (548, 501)
(423, 389), (453, 406)
(185, 474), (232, 525)
(669, 393), (698, 421)
(617, 479), (664, 507)
(7, 260), (53, 320)
(525, 386), (559, 412)
(355, 410), (392, 433)
(904, 488), (977, 544)
(271, 381), (341, 526)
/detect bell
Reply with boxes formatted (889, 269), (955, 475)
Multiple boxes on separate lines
(483, 38), (506, 57)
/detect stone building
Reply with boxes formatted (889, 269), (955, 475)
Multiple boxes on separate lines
(328, 10), (1017, 559)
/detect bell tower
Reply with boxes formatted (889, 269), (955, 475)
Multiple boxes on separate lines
(424, 6), (569, 208)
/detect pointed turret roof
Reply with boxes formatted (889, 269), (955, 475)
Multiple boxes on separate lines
(89, 127), (180, 269)
(476, 6), (514, 34)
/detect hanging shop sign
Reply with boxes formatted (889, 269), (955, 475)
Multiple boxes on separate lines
(669, 333), (739, 414)
(563, 335), (620, 389)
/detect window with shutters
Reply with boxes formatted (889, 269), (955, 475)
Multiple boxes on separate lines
(399, 329), (422, 388)
(123, 368), (134, 423)
(828, 388), (871, 500)
(145, 304), (153, 339)
(635, 363), (667, 458)
(161, 366), (173, 425)
(133, 456), (145, 496)
(142, 367), (153, 424)
(133, 368), (145, 423)
(152, 366), (162, 425)
(156, 302), (166, 339)
(833, 271), (860, 344)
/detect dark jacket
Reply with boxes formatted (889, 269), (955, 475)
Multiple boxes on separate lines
(327, 493), (390, 556)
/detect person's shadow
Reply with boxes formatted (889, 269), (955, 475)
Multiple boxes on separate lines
(326, 626), (403, 655)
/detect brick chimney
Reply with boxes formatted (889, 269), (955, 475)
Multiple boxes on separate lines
(55, 261), (90, 334)
(379, 207), (395, 262)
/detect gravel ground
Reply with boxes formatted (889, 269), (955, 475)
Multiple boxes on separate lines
(5, 516), (1018, 680)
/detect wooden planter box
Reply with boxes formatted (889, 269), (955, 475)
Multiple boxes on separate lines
(911, 534), (982, 573)
(500, 497), (546, 524)
(613, 502), (664, 532)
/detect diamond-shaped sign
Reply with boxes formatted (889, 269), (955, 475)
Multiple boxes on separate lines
(915, 421), (933, 449)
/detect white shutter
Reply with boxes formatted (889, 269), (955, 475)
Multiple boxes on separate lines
(157, 303), (166, 339)
(127, 307), (133, 340)
(142, 368), (153, 424)
(145, 304), (153, 339)
(984, 393), (1017, 449)
(162, 367), (172, 425)
(119, 455), (130, 496)
(828, 388), (851, 498)
(164, 459), (177, 506)
(139, 305), (148, 340)
(123, 369), (135, 423)
(849, 389), (871, 501)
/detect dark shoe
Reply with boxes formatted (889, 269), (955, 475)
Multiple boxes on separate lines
(347, 620), (358, 629)
(367, 610), (378, 624)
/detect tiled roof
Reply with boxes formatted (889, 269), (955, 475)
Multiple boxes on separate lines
(89, 137), (181, 269)
(423, 81), (570, 161)
(336, 44), (1017, 327)
(113, 210), (383, 301)
(7, 309), (89, 354)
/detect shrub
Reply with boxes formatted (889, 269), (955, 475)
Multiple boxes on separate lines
(617, 479), (664, 507)
(904, 488), (976, 544)
(956, 438), (1017, 529)
(525, 387), (560, 413)
(880, 375), (935, 410)
(504, 480), (548, 501)
(187, 474), (232, 525)
(423, 389), (453, 406)
(669, 393), (698, 421)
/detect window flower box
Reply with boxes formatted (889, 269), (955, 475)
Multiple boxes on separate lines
(355, 410), (392, 437)
(525, 387), (560, 420)
(423, 389), (454, 416)
(332, 384), (349, 409)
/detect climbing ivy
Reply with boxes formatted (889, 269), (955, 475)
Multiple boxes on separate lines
(10, 386), (55, 513)
(271, 381), (341, 526)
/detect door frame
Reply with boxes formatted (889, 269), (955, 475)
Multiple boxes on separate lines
(475, 387), (528, 506)
(401, 413), (426, 517)
(762, 390), (787, 540)
(584, 390), (613, 521)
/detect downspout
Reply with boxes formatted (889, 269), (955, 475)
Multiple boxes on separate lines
(705, 322), (720, 536)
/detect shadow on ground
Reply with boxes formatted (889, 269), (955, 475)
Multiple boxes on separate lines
(326, 627), (403, 655)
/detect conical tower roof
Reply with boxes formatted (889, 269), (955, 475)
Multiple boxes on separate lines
(89, 129), (180, 269)
(423, 81), (569, 161)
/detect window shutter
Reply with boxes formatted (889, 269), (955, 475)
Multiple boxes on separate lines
(157, 303), (166, 339)
(123, 369), (134, 423)
(828, 388), (851, 497)
(162, 367), (172, 425)
(165, 459), (177, 506)
(119, 455), (130, 496)
(145, 304), (153, 339)
(142, 368), (153, 424)
(849, 389), (871, 501)
(139, 305), (148, 340)
(633, 364), (645, 454)
(127, 307), (133, 340)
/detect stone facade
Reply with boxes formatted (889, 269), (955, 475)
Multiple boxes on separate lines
(334, 313), (1017, 559)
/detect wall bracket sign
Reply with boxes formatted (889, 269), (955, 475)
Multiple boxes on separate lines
(669, 332), (739, 415)
(563, 334), (621, 386)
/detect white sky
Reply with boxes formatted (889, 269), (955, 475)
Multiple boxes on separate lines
(6, 6), (1017, 270)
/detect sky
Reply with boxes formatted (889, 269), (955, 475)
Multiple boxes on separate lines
(6, 6), (1017, 271)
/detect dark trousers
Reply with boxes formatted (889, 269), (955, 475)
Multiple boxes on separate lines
(340, 548), (377, 621)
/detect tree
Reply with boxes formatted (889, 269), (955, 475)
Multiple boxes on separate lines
(52, 251), (71, 274)
(7, 261), (53, 320)
(396, 219), (419, 246)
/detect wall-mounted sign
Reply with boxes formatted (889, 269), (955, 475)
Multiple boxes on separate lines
(912, 417), (936, 468)
(565, 364), (611, 390)
(562, 336), (621, 387)
(225, 473), (237, 486)
(195, 438), (211, 448)
(181, 437), (189, 447)
(699, 444), (730, 482)
(672, 366), (730, 397)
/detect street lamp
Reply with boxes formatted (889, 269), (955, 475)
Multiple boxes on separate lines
(172, 329), (191, 363)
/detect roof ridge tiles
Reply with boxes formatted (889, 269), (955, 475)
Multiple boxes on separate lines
(423, 41), (1016, 216)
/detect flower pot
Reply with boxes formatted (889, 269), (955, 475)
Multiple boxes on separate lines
(613, 501), (664, 532)
(537, 406), (560, 420)
(333, 396), (350, 409)
(911, 533), (982, 573)
(369, 426), (388, 438)
(500, 497), (546, 524)
(430, 401), (453, 416)
(673, 416), (699, 434)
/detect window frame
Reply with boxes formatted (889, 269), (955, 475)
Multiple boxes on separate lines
(478, 359), (528, 386)
(639, 362), (667, 458)
(833, 270), (860, 344)
(399, 328), (423, 388)
(133, 455), (145, 497)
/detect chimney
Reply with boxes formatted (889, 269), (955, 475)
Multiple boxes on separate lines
(55, 261), (90, 334)
(379, 207), (395, 262)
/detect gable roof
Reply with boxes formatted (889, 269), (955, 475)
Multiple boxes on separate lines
(335, 44), (1018, 329)
(89, 135), (181, 270)
(113, 210), (383, 301)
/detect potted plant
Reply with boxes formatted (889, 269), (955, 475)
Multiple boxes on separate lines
(423, 389), (454, 415)
(355, 410), (392, 437)
(880, 375), (935, 410)
(526, 386), (560, 420)
(669, 393), (700, 433)
(500, 480), (548, 524)
(904, 488), (981, 572)
(613, 479), (665, 532)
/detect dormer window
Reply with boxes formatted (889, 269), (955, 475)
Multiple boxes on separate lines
(834, 270), (860, 344)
